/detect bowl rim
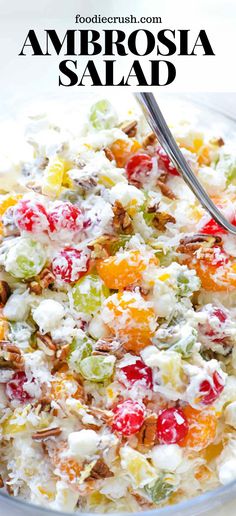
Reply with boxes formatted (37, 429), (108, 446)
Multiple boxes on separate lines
(1, 478), (236, 516)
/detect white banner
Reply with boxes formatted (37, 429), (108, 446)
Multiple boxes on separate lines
(0, 0), (236, 106)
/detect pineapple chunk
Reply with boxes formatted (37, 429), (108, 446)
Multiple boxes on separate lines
(42, 158), (65, 198)
(156, 351), (184, 390)
(2, 407), (52, 436)
(141, 348), (185, 399)
(88, 491), (109, 508)
(2, 417), (26, 435)
(120, 446), (156, 488)
(38, 486), (55, 501)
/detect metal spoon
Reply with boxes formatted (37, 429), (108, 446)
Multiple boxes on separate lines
(135, 92), (236, 235)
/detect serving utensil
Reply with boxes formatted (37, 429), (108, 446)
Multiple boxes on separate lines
(135, 92), (236, 235)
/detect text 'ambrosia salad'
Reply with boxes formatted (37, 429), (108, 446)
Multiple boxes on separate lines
(1, 98), (236, 513)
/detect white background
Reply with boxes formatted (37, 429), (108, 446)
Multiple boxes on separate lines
(0, 0), (236, 104)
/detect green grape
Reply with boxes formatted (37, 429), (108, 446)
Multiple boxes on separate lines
(177, 270), (201, 297)
(226, 163), (236, 186)
(145, 473), (177, 504)
(5, 238), (46, 279)
(68, 333), (93, 373)
(72, 274), (109, 315)
(171, 327), (197, 358)
(89, 100), (118, 130)
(79, 355), (115, 382)
(148, 239), (175, 267)
(177, 272), (189, 294)
(153, 249), (174, 267)
(109, 235), (131, 255)
(216, 151), (236, 186)
(143, 210), (156, 227)
(70, 334), (93, 358)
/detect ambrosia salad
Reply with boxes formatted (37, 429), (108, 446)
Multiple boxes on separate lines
(1, 98), (236, 513)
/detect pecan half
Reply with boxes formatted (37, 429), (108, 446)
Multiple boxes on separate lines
(88, 235), (120, 259)
(210, 137), (224, 147)
(36, 332), (57, 357)
(39, 267), (56, 289)
(0, 281), (11, 306)
(74, 176), (98, 191)
(29, 267), (55, 295)
(87, 458), (114, 480)
(120, 120), (137, 138)
(153, 212), (176, 231)
(143, 132), (157, 148)
(56, 344), (70, 361)
(131, 491), (154, 508)
(88, 237), (110, 260)
(29, 281), (42, 295)
(158, 171), (168, 183)
(0, 341), (24, 369)
(86, 393), (94, 405)
(6, 481), (14, 495)
(38, 157), (49, 170)
(113, 201), (133, 235)
(156, 179), (176, 200)
(147, 206), (176, 232)
(88, 235), (113, 249)
(51, 360), (69, 375)
(137, 414), (157, 448)
(93, 339), (123, 358)
(0, 475), (4, 488)
(25, 182), (43, 194)
(177, 234), (222, 253)
(104, 147), (115, 162)
(36, 397), (52, 413)
(32, 427), (62, 440)
(88, 407), (113, 425)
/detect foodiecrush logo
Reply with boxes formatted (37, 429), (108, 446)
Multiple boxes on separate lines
(18, 15), (215, 87)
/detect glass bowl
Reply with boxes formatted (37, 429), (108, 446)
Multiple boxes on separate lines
(0, 93), (236, 516)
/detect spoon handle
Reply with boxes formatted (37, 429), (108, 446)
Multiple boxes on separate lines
(135, 92), (236, 235)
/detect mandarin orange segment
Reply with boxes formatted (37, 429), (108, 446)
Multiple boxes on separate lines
(179, 406), (217, 451)
(0, 194), (22, 217)
(0, 310), (8, 339)
(178, 136), (204, 154)
(203, 441), (223, 462)
(51, 373), (83, 401)
(0, 319), (8, 340)
(0, 195), (22, 239)
(97, 251), (147, 290)
(197, 145), (211, 166)
(104, 291), (156, 352)
(195, 465), (212, 482)
(178, 137), (210, 165)
(183, 250), (236, 292)
(190, 260), (229, 292)
(195, 261), (236, 292)
(109, 139), (141, 168)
